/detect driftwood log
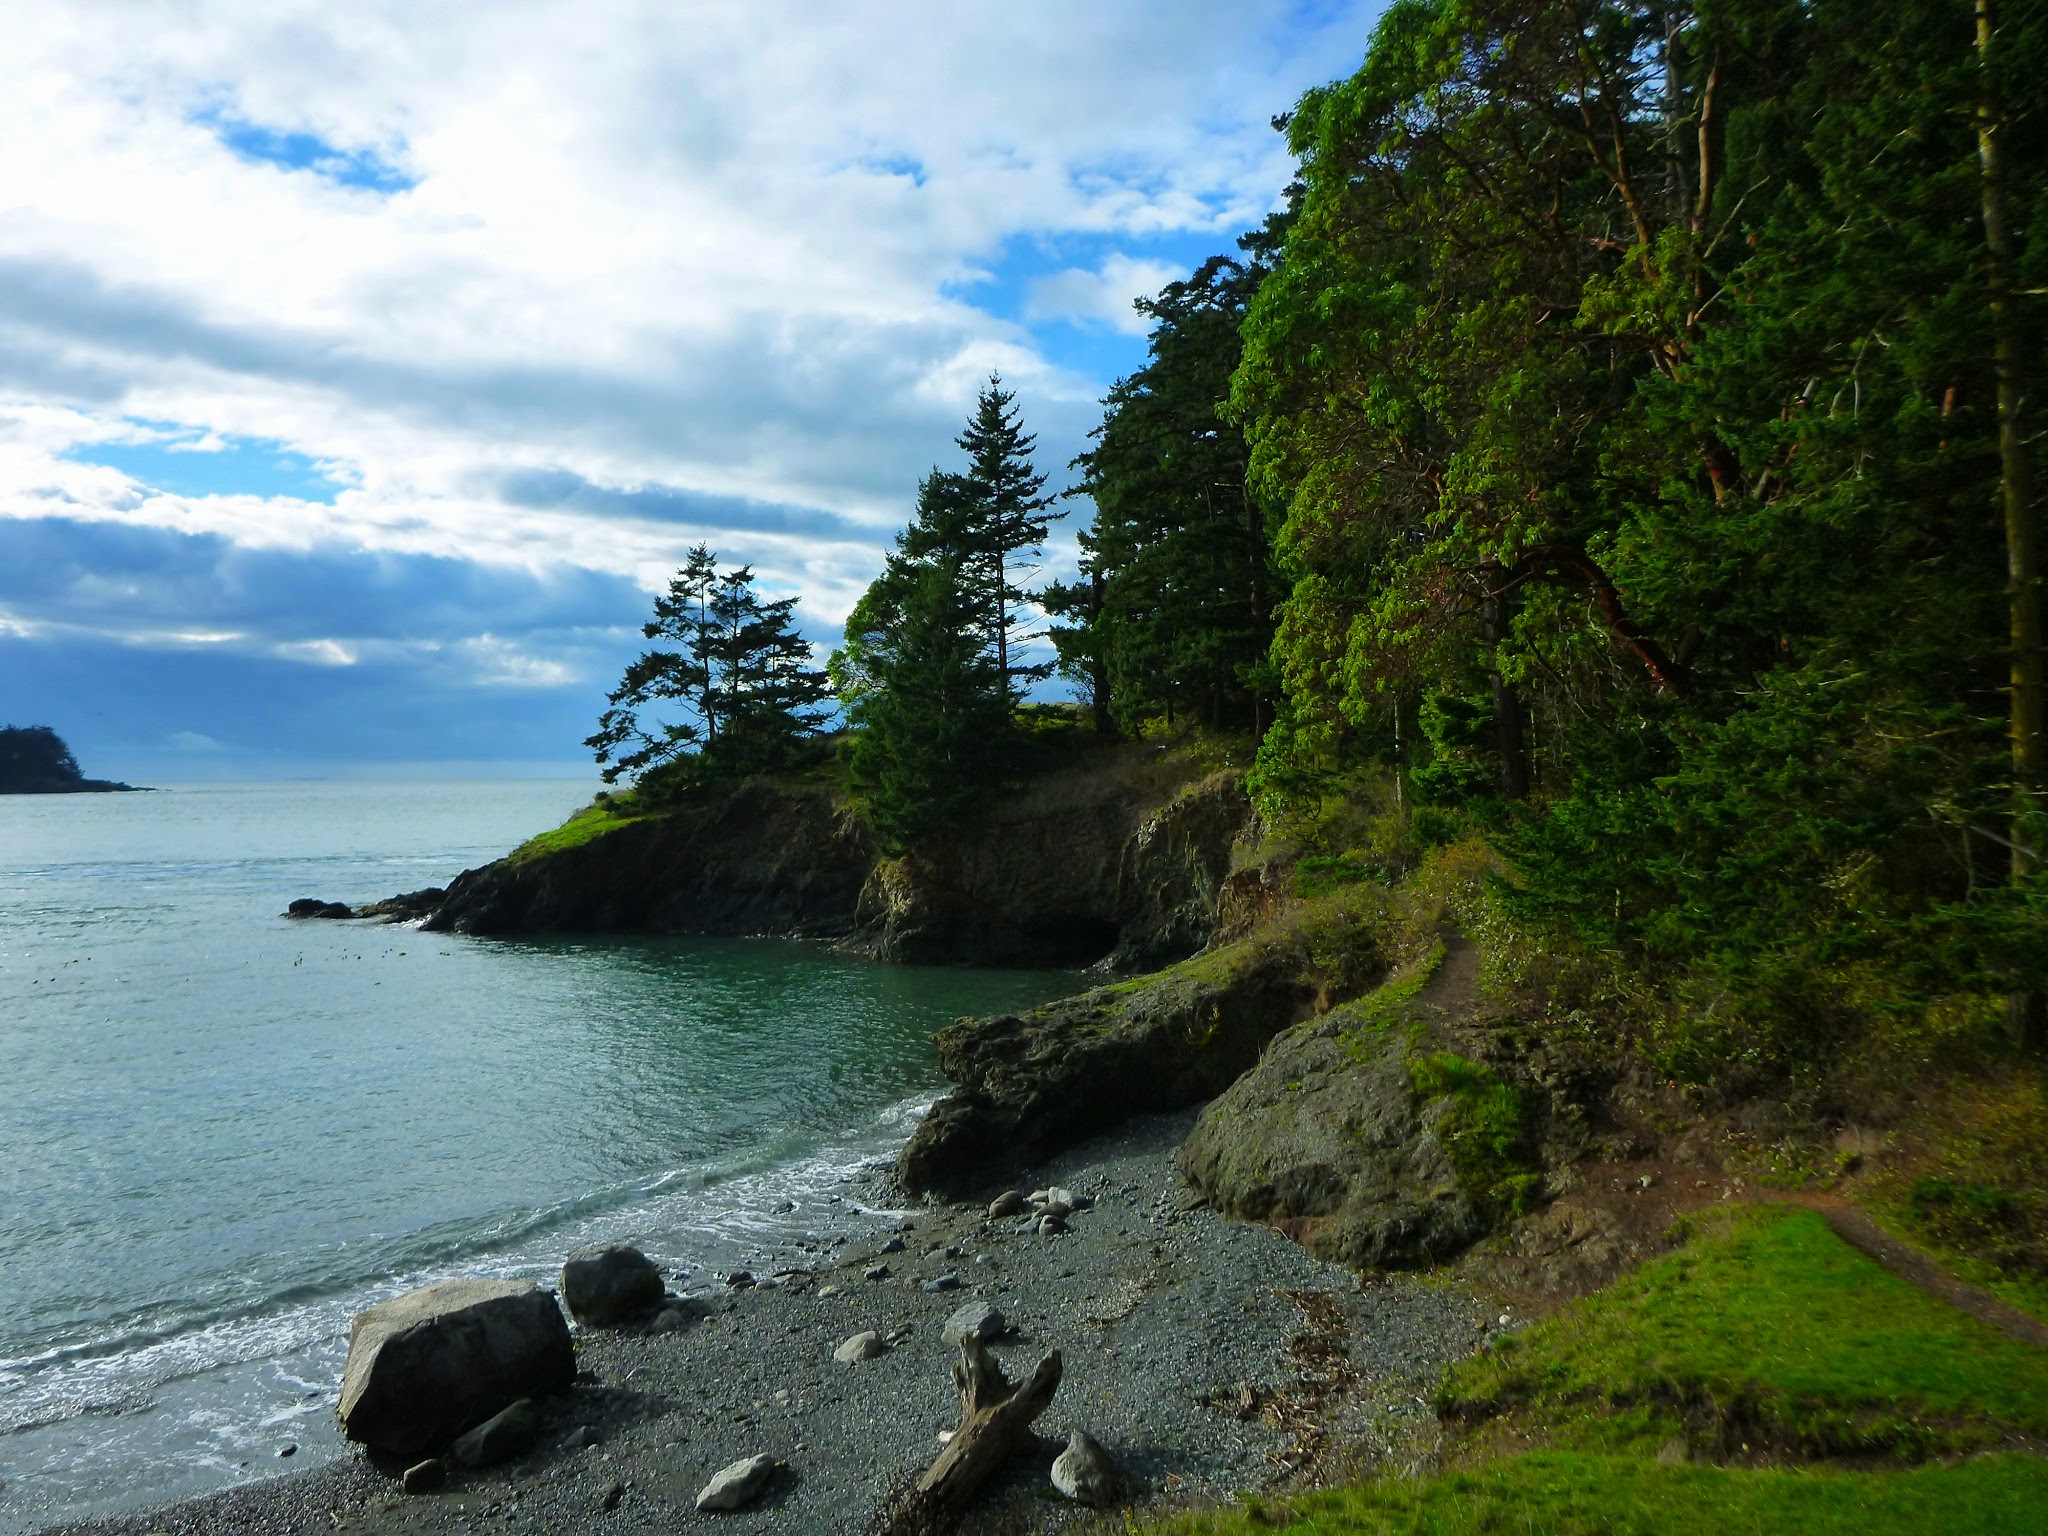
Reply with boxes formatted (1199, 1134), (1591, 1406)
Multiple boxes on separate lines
(879, 1337), (1064, 1535)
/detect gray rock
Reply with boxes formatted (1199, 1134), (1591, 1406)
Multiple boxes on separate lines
(560, 1424), (602, 1451)
(1046, 1185), (1078, 1209)
(1050, 1428), (1124, 1505)
(600, 1479), (625, 1511)
(560, 1244), (665, 1327)
(987, 1189), (1025, 1219)
(648, 1305), (693, 1334)
(878, 1236), (906, 1254)
(833, 1330), (885, 1364)
(941, 1300), (1006, 1346)
(400, 1458), (446, 1495)
(863, 1264), (890, 1281)
(724, 1269), (755, 1289)
(337, 1279), (575, 1457)
(1040, 1198), (1073, 1220)
(920, 1273), (961, 1293)
(1176, 969), (1496, 1269)
(695, 1453), (778, 1512)
(1039, 1213), (1069, 1236)
(449, 1397), (539, 1468)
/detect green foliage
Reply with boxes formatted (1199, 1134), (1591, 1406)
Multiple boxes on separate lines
(1229, 0), (2048, 1070)
(507, 794), (646, 864)
(1140, 1453), (2048, 1535)
(1443, 1206), (2048, 1453)
(587, 545), (832, 791)
(1057, 252), (1280, 737)
(1406, 1049), (1540, 1218)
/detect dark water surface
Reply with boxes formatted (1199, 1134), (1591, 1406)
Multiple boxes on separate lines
(0, 781), (1076, 1532)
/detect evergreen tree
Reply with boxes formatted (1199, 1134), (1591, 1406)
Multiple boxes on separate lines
(1058, 252), (1277, 737)
(955, 376), (1058, 701)
(588, 545), (832, 790)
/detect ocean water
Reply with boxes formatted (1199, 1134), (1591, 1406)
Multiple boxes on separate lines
(0, 781), (1076, 1533)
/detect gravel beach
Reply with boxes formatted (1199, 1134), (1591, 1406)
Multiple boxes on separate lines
(38, 1111), (1496, 1536)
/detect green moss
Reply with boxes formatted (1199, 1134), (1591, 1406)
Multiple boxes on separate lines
(1142, 1452), (2048, 1535)
(507, 794), (648, 864)
(1404, 1047), (1539, 1218)
(1443, 1205), (2048, 1455)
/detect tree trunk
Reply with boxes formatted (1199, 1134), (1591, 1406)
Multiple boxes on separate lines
(1978, 0), (2045, 1052)
(879, 1339), (1063, 1535)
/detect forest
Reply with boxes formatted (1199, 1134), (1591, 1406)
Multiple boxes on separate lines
(592, 0), (2047, 1088)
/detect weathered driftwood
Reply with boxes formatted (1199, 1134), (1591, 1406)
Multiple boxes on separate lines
(879, 1336), (1063, 1535)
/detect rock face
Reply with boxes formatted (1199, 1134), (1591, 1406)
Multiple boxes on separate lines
(1177, 998), (1488, 1268)
(896, 934), (1332, 1197)
(426, 780), (874, 942)
(560, 1244), (665, 1327)
(414, 750), (1251, 970)
(337, 1279), (575, 1457)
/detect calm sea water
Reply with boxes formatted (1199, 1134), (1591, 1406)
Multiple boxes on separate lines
(0, 781), (1075, 1533)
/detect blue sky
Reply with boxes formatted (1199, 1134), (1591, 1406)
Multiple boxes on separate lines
(0, 1), (1385, 781)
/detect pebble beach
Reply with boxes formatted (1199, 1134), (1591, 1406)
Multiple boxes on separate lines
(38, 1112), (1496, 1536)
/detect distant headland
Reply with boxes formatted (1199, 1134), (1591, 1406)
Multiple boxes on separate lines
(0, 725), (148, 793)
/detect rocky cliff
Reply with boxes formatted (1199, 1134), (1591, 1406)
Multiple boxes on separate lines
(421, 747), (1254, 970)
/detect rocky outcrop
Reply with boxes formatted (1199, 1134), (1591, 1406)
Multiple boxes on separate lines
(417, 750), (1254, 969)
(895, 933), (1338, 1198)
(1177, 938), (1565, 1270)
(337, 1278), (575, 1457)
(425, 780), (875, 942)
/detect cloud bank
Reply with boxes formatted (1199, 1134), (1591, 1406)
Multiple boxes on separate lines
(0, 0), (1380, 775)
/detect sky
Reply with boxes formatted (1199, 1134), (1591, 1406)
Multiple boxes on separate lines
(0, 0), (1384, 781)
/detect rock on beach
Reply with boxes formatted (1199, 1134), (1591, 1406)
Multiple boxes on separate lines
(337, 1278), (574, 1457)
(695, 1453), (779, 1511)
(560, 1244), (665, 1327)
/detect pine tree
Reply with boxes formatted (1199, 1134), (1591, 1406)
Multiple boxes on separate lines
(955, 375), (1058, 702)
(588, 546), (832, 791)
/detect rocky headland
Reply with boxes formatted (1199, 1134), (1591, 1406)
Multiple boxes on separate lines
(0, 725), (144, 794)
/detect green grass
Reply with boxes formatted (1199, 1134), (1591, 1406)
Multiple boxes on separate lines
(1444, 1205), (2048, 1455)
(507, 794), (648, 863)
(1141, 1206), (2048, 1534)
(1141, 1451), (2048, 1535)
(1405, 1044), (1539, 1221)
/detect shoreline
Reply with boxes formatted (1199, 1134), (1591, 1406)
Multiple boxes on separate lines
(33, 1111), (1494, 1536)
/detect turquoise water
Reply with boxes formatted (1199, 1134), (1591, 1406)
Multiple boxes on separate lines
(0, 782), (1075, 1532)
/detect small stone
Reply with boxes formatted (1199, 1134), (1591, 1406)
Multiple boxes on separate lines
(1050, 1428), (1124, 1505)
(695, 1453), (778, 1512)
(942, 1300), (1006, 1346)
(879, 1236), (906, 1254)
(725, 1270), (756, 1289)
(401, 1458), (446, 1495)
(450, 1398), (540, 1469)
(943, 1244), (961, 1259)
(987, 1190), (1024, 1219)
(277, 1443), (297, 1458)
(1027, 1189), (1051, 1204)
(1039, 1199), (1073, 1220)
(560, 1244), (665, 1327)
(600, 1479), (625, 1511)
(649, 1305), (692, 1333)
(816, 1283), (841, 1298)
(561, 1424), (602, 1451)
(864, 1264), (890, 1281)
(1046, 1186), (1077, 1209)
(833, 1330), (885, 1364)
(921, 1273), (961, 1293)
(1039, 1213), (1069, 1236)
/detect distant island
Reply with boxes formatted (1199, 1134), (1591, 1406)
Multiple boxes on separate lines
(0, 724), (146, 793)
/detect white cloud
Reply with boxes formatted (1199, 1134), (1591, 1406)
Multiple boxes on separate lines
(0, 1), (1378, 659)
(1026, 254), (1184, 335)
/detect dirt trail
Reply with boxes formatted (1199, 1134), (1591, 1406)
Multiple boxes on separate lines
(1776, 1194), (2048, 1349)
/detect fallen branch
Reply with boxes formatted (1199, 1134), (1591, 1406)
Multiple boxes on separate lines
(879, 1337), (1063, 1535)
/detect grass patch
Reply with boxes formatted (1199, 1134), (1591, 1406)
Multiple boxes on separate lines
(1443, 1205), (2048, 1456)
(507, 793), (648, 864)
(1141, 1451), (2048, 1535)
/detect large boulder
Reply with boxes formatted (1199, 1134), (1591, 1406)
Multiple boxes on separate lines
(896, 932), (1339, 1198)
(560, 1244), (664, 1327)
(338, 1279), (575, 1457)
